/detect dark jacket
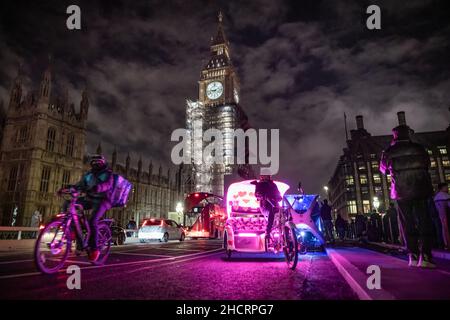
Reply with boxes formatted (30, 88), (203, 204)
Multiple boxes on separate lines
(335, 216), (347, 229)
(320, 203), (333, 221)
(380, 139), (433, 200)
(76, 167), (114, 200)
(254, 180), (281, 206)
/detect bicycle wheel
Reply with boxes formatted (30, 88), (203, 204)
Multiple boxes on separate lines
(283, 224), (298, 270)
(34, 220), (71, 274)
(91, 221), (112, 265)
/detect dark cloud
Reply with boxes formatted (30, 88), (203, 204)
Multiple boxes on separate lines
(0, 0), (449, 193)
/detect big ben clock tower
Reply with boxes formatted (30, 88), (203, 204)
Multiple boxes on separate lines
(198, 12), (240, 107)
(185, 12), (252, 196)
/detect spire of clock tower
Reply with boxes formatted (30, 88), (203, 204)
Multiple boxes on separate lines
(206, 11), (232, 69)
(199, 11), (240, 106)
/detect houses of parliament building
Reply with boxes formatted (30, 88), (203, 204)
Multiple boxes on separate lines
(0, 65), (185, 227)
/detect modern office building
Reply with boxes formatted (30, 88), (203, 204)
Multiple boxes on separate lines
(328, 111), (450, 220)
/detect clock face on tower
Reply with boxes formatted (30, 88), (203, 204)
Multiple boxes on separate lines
(206, 81), (223, 100)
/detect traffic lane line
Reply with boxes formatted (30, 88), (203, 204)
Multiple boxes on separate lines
(326, 248), (396, 300)
(0, 242), (221, 274)
(0, 247), (224, 280)
(113, 252), (174, 258)
(0, 246), (218, 266)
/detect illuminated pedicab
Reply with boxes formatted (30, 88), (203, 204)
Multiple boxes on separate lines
(282, 194), (326, 253)
(223, 180), (299, 269)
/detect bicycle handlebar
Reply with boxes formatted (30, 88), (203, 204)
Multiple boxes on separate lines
(57, 186), (85, 198)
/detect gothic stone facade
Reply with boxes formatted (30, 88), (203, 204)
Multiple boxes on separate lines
(0, 67), (87, 226)
(97, 145), (184, 227)
(0, 67), (184, 226)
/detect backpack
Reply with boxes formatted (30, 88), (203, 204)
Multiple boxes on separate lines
(110, 174), (132, 208)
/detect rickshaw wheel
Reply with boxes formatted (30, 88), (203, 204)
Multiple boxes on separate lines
(223, 233), (232, 260)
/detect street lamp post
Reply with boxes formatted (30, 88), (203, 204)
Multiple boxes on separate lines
(176, 202), (184, 225)
(373, 196), (380, 212)
(323, 186), (329, 199)
(373, 196), (383, 242)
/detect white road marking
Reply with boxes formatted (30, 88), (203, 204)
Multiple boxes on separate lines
(149, 247), (202, 252)
(114, 252), (174, 258)
(0, 247), (223, 280)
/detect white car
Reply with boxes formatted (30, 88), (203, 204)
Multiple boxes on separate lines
(138, 218), (185, 242)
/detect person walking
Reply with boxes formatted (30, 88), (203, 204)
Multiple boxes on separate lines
(384, 203), (400, 244)
(368, 211), (382, 242)
(380, 114), (435, 268)
(30, 210), (42, 238)
(434, 183), (450, 250)
(320, 199), (334, 243)
(126, 217), (138, 237)
(355, 212), (367, 240)
(335, 214), (346, 241)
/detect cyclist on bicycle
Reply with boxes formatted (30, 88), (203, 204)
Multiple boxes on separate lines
(61, 154), (113, 262)
(254, 175), (282, 238)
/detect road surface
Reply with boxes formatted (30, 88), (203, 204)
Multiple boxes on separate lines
(0, 239), (357, 300)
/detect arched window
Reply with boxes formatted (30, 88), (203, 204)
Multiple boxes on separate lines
(65, 133), (75, 156)
(46, 127), (56, 152)
(17, 126), (28, 144)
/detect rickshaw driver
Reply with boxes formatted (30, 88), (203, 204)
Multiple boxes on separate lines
(254, 175), (282, 238)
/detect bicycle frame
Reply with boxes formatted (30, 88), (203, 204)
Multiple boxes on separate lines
(55, 191), (92, 250)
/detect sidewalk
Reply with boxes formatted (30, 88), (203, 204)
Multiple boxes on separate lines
(366, 241), (450, 260)
(327, 246), (450, 300)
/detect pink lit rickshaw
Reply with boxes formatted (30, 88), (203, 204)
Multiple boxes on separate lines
(223, 180), (300, 269)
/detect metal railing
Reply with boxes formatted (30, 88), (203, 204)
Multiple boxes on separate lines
(0, 227), (40, 240)
(0, 226), (139, 241)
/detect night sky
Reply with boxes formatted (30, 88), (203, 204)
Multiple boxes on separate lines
(1, 0), (449, 194)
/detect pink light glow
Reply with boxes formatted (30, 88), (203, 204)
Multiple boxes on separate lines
(236, 232), (258, 237)
(226, 180), (290, 216)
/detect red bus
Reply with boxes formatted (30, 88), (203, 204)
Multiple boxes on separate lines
(183, 192), (227, 239)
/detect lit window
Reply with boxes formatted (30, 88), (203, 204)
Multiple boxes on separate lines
(347, 201), (357, 214)
(360, 174), (368, 185)
(358, 162), (366, 171)
(373, 173), (381, 184)
(363, 200), (371, 214)
(442, 158), (450, 167)
(431, 160), (437, 168)
(438, 146), (447, 155)
(387, 174), (392, 183)
(446, 173), (450, 182)
(371, 161), (379, 169)
(427, 149), (433, 155)
(345, 175), (354, 186)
